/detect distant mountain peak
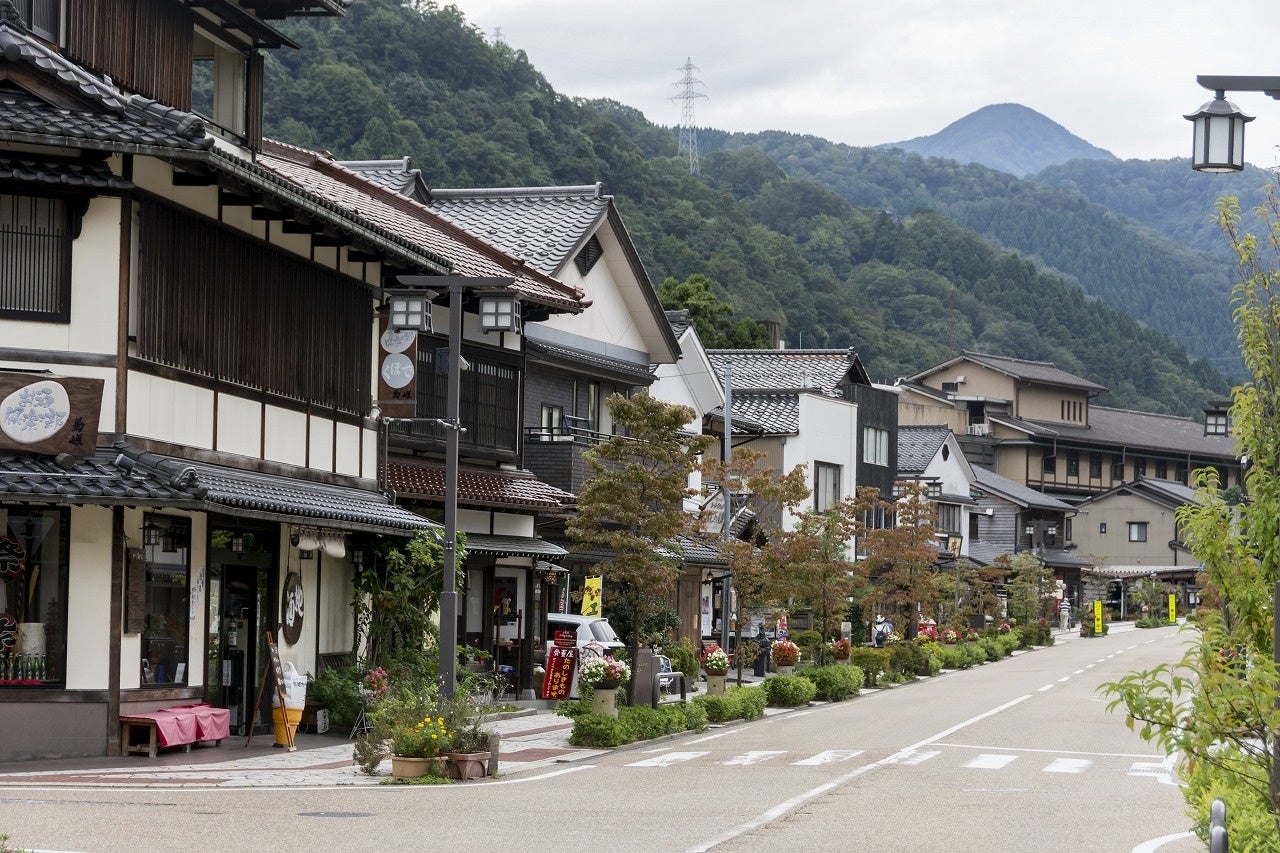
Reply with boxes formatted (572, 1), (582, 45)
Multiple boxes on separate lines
(881, 103), (1117, 177)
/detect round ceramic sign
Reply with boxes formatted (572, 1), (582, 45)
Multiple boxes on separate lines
(280, 571), (304, 645)
(1, 380), (70, 444)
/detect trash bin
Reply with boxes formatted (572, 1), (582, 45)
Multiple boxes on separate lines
(272, 662), (307, 747)
(753, 635), (769, 677)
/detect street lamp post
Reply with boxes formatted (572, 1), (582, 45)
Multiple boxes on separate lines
(389, 275), (518, 700)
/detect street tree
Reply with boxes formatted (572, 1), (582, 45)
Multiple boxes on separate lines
(700, 446), (810, 682)
(1103, 191), (1280, 844)
(998, 551), (1054, 627)
(779, 502), (865, 656)
(567, 392), (712, 684)
(861, 482), (941, 634)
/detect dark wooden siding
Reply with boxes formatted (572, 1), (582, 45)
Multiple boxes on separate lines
(245, 52), (264, 150)
(135, 198), (371, 414)
(67, 0), (193, 110)
(852, 384), (898, 498)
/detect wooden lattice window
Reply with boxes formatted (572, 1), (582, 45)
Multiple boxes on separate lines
(0, 192), (72, 322)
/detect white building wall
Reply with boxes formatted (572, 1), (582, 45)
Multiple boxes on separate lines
(64, 506), (113, 690)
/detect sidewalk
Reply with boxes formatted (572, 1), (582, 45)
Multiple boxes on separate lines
(0, 709), (601, 789)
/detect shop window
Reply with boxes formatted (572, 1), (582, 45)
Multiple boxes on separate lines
(0, 193), (73, 322)
(141, 515), (191, 686)
(0, 507), (68, 686)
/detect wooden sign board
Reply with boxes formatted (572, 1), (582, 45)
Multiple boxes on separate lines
(0, 372), (104, 456)
(376, 317), (417, 418)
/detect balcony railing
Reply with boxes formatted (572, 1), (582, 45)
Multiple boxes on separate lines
(524, 415), (612, 446)
(966, 423), (991, 436)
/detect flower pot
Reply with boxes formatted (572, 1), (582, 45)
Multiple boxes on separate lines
(390, 755), (445, 780)
(834, 657), (850, 666)
(706, 673), (727, 695)
(776, 665), (795, 676)
(447, 752), (489, 780)
(591, 685), (619, 718)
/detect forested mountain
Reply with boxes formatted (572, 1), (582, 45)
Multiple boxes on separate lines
(882, 103), (1117, 177)
(1032, 157), (1273, 259)
(699, 130), (1241, 372)
(261, 0), (1227, 415)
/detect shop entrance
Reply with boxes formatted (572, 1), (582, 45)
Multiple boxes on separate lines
(203, 525), (277, 736)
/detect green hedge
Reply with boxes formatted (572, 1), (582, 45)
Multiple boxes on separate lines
(567, 702), (708, 747)
(762, 675), (817, 707)
(694, 686), (767, 722)
(800, 664), (863, 701)
(887, 642), (928, 678)
(846, 648), (890, 686)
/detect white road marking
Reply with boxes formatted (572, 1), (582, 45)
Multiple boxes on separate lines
(1038, 685), (1055, 692)
(1132, 831), (1196, 852)
(687, 695), (1031, 853)
(1043, 758), (1091, 773)
(1057, 676), (1072, 682)
(686, 731), (736, 744)
(1085, 664), (1096, 669)
(791, 750), (863, 766)
(883, 749), (939, 766)
(486, 765), (596, 785)
(720, 751), (786, 766)
(785, 710), (814, 719)
(627, 751), (708, 768)
(1073, 669), (1085, 675)
(964, 754), (1018, 770)
(1128, 757), (1177, 786)
(940, 743), (1162, 759)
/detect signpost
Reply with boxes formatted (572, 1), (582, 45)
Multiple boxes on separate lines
(540, 629), (578, 700)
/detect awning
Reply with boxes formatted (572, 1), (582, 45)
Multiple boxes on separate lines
(462, 533), (567, 560)
(388, 460), (576, 511)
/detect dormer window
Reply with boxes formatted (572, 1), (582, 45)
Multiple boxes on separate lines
(574, 234), (603, 276)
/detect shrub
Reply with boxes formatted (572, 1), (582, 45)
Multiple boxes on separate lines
(1014, 621), (1053, 648)
(933, 643), (965, 670)
(680, 700), (709, 732)
(1135, 617), (1166, 628)
(667, 638), (701, 683)
(309, 665), (362, 728)
(978, 637), (1002, 662)
(960, 642), (987, 668)
(790, 629), (823, 660)
(694, 686), (767, 722)
(800, 665), (863, 701)
(847, 648), (890, 686)
(762, 675), (817, 707)
(887, 641), (927, 678)
(996, 632), (1019, 657)
(568, 712), (633, 747)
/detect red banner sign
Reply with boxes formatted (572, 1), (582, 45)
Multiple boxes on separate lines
(541, 645), (577, 700)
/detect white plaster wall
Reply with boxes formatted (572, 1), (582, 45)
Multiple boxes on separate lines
(65, 506), (113, 690)
(458, 509), (490, 534)
(215, 393), (261, 458)
(334, 422), (362, 477)
(318, 555), (355, 656)
(263, 405), (308, 467)
(491, 513), (534, 537)
(780, 396), (859, 537)
(126, 372), (216, 449)
(309, 415), (335, 473)
(131, 158), (219, 219)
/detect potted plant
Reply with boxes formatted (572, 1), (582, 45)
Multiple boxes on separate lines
(446, 724), (493, 780)
(771, 639), (800, 675)
(701, 645), (730, 694)
(942, 628), (959, 644)
(578, 656), (629, 717)
(830, 637), (852, 663)
(389, 714), (450, 779)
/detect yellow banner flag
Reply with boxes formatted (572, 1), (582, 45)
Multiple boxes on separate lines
(1168, 594), (1177, 624)
(581, 576), (602, 616)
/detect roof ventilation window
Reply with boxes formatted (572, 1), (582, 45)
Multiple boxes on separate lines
(574, 234), (603, 276)
(941, 382), (958, 393)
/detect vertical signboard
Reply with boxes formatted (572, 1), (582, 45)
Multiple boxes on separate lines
(1093, 600), (1104, 636)
(541, 629), (578, 700)
(1168, 593), (1177, 624)
(376, 318), (417, 418)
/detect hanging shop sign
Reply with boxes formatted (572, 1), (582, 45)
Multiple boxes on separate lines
(580, 576), (602, 617)
(0, 372), (104, 456)
(376, 319), (417, 419)
(280, 571), (304, 646)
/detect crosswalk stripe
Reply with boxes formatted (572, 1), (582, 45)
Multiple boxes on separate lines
(884, 749), (939, 766)
(721, 751), (787, 766)
(964, 754), (1018, 770)
(626, 751), (708, 767)
(1043, 758), (1091, 773)
(791, 750), (864, 766)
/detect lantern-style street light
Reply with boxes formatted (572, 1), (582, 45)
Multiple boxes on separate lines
(1184, 76), (1280, 172)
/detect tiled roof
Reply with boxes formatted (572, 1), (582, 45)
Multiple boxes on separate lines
(1081, 476), (1206, 510)
(707, 349), (869, 392)
(897, 425), (951, 475)
(0, 153), (132, 189)
(427, 184), (611, 278)
(0, 89), (210, 151)
(117, 449), (434, 534)
(463, 533), (567, 559)
(259, 143), (586, 313)
(912, 351), (1107, 393)
(340, 158), (428, 202)
(525, 338), (654, 384)
(666, 310), (692, 338)
(1019, 406), (1237, 460)
(0, 445), (432, 534)
(966, 541), (1091, 569)
(1087, 564), (1199, 578)
(972, 466), (1076, 512)
(387, 461), (576, 510)
(709, 392), (800, 435)
(0, 448), (195, 505)
(678, 535), (728, 566)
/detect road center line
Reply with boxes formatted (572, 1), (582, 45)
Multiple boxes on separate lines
(686, 695), (1031, 853)
(1038, 685), (1054, 692)
(686, 731), (736, 744)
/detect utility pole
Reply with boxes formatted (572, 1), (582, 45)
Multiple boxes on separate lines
(670, 58), (707, 175)
(720, 360), (733, 651)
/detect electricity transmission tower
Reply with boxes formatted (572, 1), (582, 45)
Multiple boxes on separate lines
(670, 58), (707, 175)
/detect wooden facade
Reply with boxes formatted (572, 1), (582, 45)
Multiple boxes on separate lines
(67, 0), (194, 111)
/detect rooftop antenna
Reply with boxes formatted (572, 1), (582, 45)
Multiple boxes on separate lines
(670, 58), (707, 175)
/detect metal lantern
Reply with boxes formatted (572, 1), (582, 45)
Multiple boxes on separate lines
(388, 293), (432, 332)
(142, 519), (163, 547)
(478, 295), (520, 333)
(1186, 91), (1253, 172)
(229, 533), (245, 554)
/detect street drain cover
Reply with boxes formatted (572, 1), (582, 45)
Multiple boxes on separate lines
(298, 812), (375, 818)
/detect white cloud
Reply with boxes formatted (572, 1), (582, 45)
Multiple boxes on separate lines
(456, 0), (1280, 167)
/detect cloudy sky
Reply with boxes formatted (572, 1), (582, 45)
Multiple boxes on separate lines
(452, 0), (1280, 167)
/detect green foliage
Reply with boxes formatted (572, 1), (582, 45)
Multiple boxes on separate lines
(606, 592), (680, 651)
(1135, 617), (1167, 629)
(657, 274), (770, 348)
(567, 702), (707, 747)
(847, 648), (890, 686)
(1000, 551), (1055, 627)
(789, 629), (824, 660)
(666, 638), (701, 684)
(567, 713), (633, 748)
(308, 665), (362, 728)
(886, 641), (928, 679)
(694, 686), (768, 723)
(1013, 621), (1053, 648)
(762, 675), (818, 707)
(799, 665), (864, 701)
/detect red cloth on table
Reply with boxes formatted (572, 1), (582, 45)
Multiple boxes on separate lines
(130, 703), (231, 747)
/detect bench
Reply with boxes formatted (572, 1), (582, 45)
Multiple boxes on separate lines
(120, 703), (231, 758)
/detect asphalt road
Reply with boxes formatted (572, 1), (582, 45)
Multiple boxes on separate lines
(0, 626), (1201, 853)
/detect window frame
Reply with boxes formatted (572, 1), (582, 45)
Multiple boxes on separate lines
(0, 191), (74, 323)
(141, 514), (192, 686)
(1128, 521), (1148, 543)
(937, 503), (961, 534)
(0, 505), (70, 688)
(1066, 450), (1080, 477)
(862, 426), (890, 466)
(814, 462), (842, 513)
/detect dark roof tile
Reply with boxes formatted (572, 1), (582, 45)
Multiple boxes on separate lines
(388, 461), (576, 510)
(707, 349), (868, 391)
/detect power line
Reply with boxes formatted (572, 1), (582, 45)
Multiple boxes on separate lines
(669, 57), (707, 175)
